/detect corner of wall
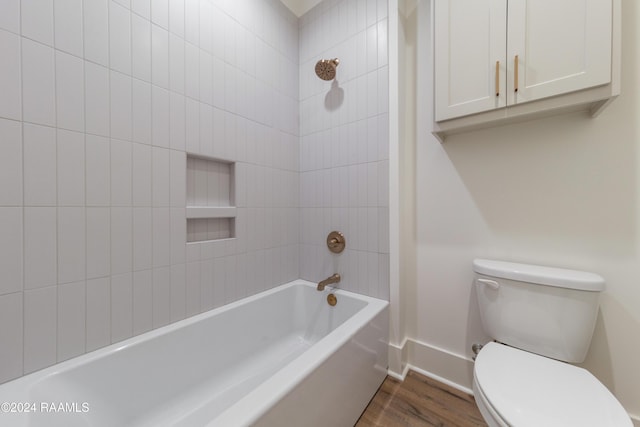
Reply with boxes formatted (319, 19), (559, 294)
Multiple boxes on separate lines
(387, 338), (475, 395)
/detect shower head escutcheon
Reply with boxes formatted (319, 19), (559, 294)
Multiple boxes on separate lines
(315, 58), (340, 81)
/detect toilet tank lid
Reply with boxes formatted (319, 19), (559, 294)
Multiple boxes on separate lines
(473, 259), (605, 291)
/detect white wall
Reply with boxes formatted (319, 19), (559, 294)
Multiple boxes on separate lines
(397, 0), (640, 419)
(0, 0), (300, 383)
(298, 0), (390, 300)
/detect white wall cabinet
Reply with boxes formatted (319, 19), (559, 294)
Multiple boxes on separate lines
(433, 0), (620, 141)
(434, 0), (508, 121)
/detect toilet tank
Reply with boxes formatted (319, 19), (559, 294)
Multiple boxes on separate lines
(473, 259), (605, 363)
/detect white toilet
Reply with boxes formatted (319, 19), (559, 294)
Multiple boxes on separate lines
(472, 259), (632, 427)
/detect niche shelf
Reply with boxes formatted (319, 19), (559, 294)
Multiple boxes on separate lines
(186, 155), (236, 243)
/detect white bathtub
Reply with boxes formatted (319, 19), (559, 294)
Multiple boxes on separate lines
(0, 280), (389, 427)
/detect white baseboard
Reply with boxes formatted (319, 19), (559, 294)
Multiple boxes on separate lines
(387, 338), (409, 380)
(387, 338), (474, 395)
(386, 364), (410, 382)
(631, 413), (640, 427)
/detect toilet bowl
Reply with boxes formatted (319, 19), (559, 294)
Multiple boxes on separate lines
(472, 259), (632, 427)
(473, 342), (631, 427)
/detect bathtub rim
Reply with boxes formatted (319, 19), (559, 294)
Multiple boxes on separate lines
(210, 283), (389, 426)
(0, 280), (388, 425)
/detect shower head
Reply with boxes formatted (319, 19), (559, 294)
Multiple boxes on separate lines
(315, 58), (340, 81)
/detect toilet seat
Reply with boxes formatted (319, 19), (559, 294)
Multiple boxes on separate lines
(473, 342), (632, 427)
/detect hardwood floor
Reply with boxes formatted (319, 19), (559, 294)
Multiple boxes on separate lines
(356, 371), (488, 427)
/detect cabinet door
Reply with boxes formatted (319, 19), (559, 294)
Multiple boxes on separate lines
(507, 0), (612, 105)
(434, 0), (507, 122)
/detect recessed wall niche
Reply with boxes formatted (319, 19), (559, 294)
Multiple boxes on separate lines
(186, 155), (236, 243)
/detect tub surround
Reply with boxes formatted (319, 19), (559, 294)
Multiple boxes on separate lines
(0, 0), (302, 384)
(298, 0), (391, 301)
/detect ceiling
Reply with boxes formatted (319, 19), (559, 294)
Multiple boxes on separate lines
(279, 0), (323, 17)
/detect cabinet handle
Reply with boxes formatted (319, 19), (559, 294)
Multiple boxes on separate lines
(514, 55), (519, 92)
(495, 61), (500, 97)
